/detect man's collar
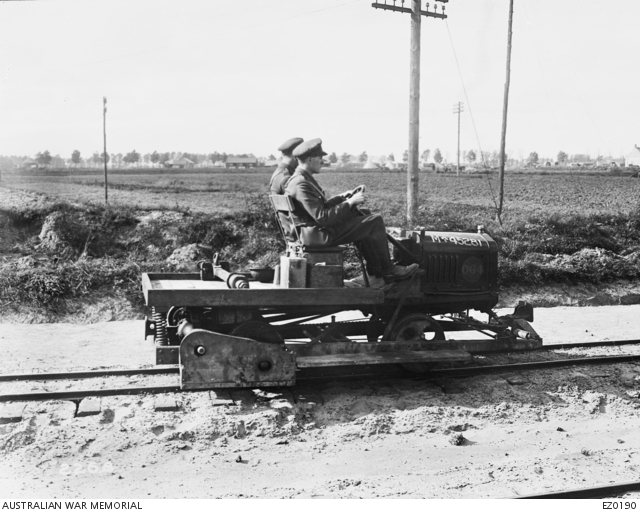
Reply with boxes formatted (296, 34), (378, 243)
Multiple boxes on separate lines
(294, 166), (314, 180)
(293, 166), (324, 195)
(285, 161), (297, 172)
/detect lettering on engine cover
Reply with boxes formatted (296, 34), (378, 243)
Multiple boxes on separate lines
(429, 234), (485, 247)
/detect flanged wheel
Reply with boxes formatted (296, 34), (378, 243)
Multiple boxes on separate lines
(389, 313), (445, 342)
(230, 320), (284, 344)
(167, 306), (190, 327)
(389, 314), (445, 373)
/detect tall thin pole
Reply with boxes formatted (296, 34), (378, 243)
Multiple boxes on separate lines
(103, 97), (108, 206)
(457, 107), (460, 176)
(498, 0), (514, 220)
(453, 101), (464, 177)
(407, 0), (421, 223)
(372, 0), (447, 223)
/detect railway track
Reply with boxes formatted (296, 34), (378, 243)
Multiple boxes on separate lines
(0, 366), (177, 383)
(541, 338), (640, 351)
(514, 480), (640, 499)
(2, 338), (640, 403)
(3, 337), (640, 500)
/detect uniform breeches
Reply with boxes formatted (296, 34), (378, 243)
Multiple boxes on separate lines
(330, 214), (391, 277)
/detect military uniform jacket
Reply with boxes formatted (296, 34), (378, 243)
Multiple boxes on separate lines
(269, 162), (297, 195)
(284, 168), (351, 246)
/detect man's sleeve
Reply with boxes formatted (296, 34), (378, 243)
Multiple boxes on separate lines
(294, 182), (352, 227)
(325, 194), (346, 208)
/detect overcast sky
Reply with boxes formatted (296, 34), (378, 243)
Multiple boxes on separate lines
(1, 0), (638, 161)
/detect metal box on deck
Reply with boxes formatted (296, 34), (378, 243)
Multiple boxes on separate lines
(280, 256), (307, 288)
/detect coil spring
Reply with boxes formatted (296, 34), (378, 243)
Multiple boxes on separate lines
(152, 307), (169, 346)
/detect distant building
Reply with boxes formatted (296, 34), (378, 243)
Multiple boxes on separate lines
(625, 145), (640, 167)
(21, 158), (38, 169)
(606, 158), (626, 168)
(165, 157), (195, 169)
(226, 157), (258, 169)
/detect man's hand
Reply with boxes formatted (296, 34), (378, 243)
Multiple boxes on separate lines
(347, 191), (365, 208)
(343, 184), (366, 200)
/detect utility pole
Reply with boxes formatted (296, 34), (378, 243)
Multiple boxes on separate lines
(372, 0), (448, 224)
(103, 97), (108, 206)
(453, 101), (464, 177)
(497, 0), (514, 221)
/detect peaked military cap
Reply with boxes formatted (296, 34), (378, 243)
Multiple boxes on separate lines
(277, 137), (304, 155)
(292, 138), (328, 159)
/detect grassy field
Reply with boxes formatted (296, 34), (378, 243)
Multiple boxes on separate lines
(2, 169), (639, 221)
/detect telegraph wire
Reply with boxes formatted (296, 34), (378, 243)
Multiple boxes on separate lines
(468, 0), (498, 47)
(444, 19), (500, 218)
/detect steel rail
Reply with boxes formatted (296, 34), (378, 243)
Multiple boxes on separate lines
(542, 339), (640, 350)
(0, 373), (390, 402)
(428, 354), (640, 379)
(1, 338), (637, 384)
(0, 386), (181, 402)
(3, 352), (640, 403)
(0, 366), (178, 383)
(513, 480), (640, 499)
(0, 340), (640, 386)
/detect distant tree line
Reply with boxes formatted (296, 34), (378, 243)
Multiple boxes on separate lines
(0, 147), (623, 172)
(9, 150), (260, 169)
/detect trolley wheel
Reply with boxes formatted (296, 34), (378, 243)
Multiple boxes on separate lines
(167, 306), (190, 327)
(389, 314), (445, 373)
(389, 313), (445, 342)
(230, 320), (284, 344)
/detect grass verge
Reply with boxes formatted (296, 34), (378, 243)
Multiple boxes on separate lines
(1, 194), (640, 317)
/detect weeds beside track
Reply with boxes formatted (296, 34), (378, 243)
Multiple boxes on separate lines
(1, 172), (640, 319)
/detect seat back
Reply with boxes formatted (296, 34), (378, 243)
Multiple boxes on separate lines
(269, 194), (366, 287)
(269, 194), (347, 250)
(269, 194), (302, 247)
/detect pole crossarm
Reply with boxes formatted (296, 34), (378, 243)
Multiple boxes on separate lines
(371, 2), (447, 19)
(372, 0), (451, 222)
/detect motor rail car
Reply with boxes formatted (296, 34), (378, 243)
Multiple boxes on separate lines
(142, 227), (541, 389)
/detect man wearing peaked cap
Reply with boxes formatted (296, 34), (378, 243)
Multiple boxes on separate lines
(291, 138), (327, 160)
(284, 138), (418, 289)
(269, 137), (304, 195)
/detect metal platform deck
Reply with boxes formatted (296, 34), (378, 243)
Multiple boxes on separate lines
(143, 272), (384, 308)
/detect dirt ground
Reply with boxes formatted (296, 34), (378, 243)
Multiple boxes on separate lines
(1, 305), (640, 499)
